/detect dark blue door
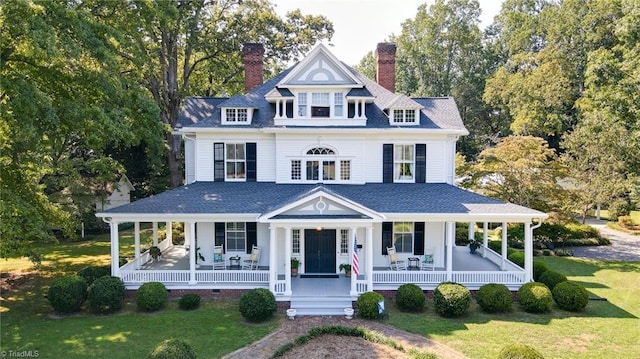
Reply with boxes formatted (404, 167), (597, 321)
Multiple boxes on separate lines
(304, 229), (336, 273)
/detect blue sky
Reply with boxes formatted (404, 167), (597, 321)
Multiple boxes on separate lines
(272, 0), (502, 66)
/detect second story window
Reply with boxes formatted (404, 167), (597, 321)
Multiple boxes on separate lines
(391, 109), (417, 124)
(297, 93), (307, 117)
(226, 143), (246, 180)
(225, 108), (248, 122)
(311, 92), (330, 117)
(394, 144), (414, 181)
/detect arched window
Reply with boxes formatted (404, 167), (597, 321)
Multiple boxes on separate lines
(306, 147), (335, 155)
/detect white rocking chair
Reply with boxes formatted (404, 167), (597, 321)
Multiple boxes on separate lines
(386, 246), (407, 271)
(421, 248), (435, 271)
(242, 245), (261, 270)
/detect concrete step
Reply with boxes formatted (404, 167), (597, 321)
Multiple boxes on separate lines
(290, 296), (353, 316)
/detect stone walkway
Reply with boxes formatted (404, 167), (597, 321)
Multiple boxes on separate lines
(570, 218), (640, 261)
(223, 315), (468, 359)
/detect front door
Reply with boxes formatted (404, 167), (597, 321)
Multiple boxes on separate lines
(304, 229), (336, 273)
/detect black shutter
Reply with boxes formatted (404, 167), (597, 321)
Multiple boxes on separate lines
(416, 144), (426, 183)
(215, 222), (226, 253)
(246, 143), (257, 182)
(214, 143), (225, 182)
(383, 144), (393, 183)
(382, 222), (393, 255)
(246, 222), (257, 254)
(414, 222), (425, 255)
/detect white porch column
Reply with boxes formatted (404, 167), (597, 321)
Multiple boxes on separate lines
(350, 227), (357, 296)
(166, 221), (173, 245)
(269, 226), (277, 293)
(110, 221), (120, 277)
(152, 222), (158, 246)
(468, 222), (475, 241)
(524, 222), (533, 282)
(482, 222), (489, 258)
(188, 221), (196, 285)
(366, 226), (374, 293)
(446, 221), (454, 282)
(284, 227), (292, 296)
(501, 222), (508, 270)
(134, 222), (141, 269)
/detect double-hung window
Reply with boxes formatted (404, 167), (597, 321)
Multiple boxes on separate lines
(311, 92), (330, 117)
(292, 229), (301, 255)
(297, 93), (307, 117)
(226, 144), (246, 180)
(394, 144), (414, 181)
(340, 229), (349, 255)
(334, 93), (344, 117)
(226, 222), (246, 252)
(393, 222), (413, 253)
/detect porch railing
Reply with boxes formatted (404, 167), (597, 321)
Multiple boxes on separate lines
(274, 280), (286, 295)
(482, 247), (522, 271)
(373, 270), (448, 285)
(195, 270), (268, 284)
(121, 269), (190, 283)
(453, 271), (524, 285)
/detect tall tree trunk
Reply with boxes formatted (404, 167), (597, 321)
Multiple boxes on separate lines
(167, 133), (183, 188)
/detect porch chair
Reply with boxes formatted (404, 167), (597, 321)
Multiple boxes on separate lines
(421, 248), (435, 271)
(212, 245), (225, 270)
(242, 245), (261, 270)
(386, 246), (407, 271)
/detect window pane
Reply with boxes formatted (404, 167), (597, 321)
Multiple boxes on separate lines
(340, 160), (350, 180)
(335, 93), (343, 117)
(340, 229), (349, 255)
(323, 161), (335, 180)
(311, 106), (330, 117)
(405, 110), (415, 123)
(292, 229), (300, 254)
(226, 108), (236, 121)
(226, 222), (246, 252)
(291, 160), (301, 180)
(237, 109), (248, 122)
(393, 222), (413, 253)
(298, 93), (307, 117)
(393, 109), (403, 122)
(312, 92), (330, 105)
(306, 161), (319, 180)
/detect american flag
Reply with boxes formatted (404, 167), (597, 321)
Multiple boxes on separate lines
(352, 236), (359, 277)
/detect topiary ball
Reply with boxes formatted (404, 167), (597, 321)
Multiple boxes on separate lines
(507, 252), (525, 267)
(396, 283), (425, 312)
(356, 291), (384, 319)
(538, 270), (567, 290)
(47, 275), (88, 314)
(517, 282), (553, 313)
(77, 266), (111, 286)
(476, 283), (512, 313)
(149, 338), (196, 359)
(498, 343), (544, 359)
(552, 281), (589, 312)
(136, 282), (168, 312)
(239, 288), (277, 322)
(87, 276), (126, 314)
(433, 282), (471, 317)
(178, 294), (201, 311)
(532, 261), (549, 281)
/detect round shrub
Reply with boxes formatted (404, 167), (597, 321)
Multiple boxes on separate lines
(87, 276), (126, 314)
(433, 282), (471, 317)
(517, 282), (553, 313)
(47, 275), (88, 314)
(498, 343), (544, 359)
(538, 270), (567, 290)
(178, 294), (201, 311)
(476, 283), (512, 313)
(507, 252), (524, 267)
(552, 281), (589, 312)
(136, 282), (168, 312)
(239, 288), (276, 322)
(356, 291), (384, 319)
(149, 338), (196, 359)
(396, 283), (425, 312)
(532, 261), (549, 281)
(77, 266), (111, 286)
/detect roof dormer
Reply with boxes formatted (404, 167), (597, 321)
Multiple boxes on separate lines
(221, 107), (254, 125)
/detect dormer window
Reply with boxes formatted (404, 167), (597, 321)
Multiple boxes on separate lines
(295, 91), (345, 119)
(222, 108), (252, 124)
(391, 109), (417, 125)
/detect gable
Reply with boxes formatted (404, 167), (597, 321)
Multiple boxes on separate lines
(278, 44), (362, 87)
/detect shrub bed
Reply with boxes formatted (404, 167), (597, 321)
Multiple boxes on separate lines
(538, 270), (567, 290)
(87, 276), (126, 314)
(507, 252), (524, 267)
(136, 282), (168, 312)
(498, 343), (544, 358)
(356, 291), (384, 319)
(552, 281), (589, 312)
(149, 339), (196, 359)
(178, 294), (201, 311)
(77, 266), (110, 286)
(476, 283), (512, 313)
(395, 283), (425, 312)
(433, 282), (471, 317)
(533, 261), (549, 281)
(47, 275), (88, 314)
(517, 282), (553, 313)
(239, 288), (276, 322)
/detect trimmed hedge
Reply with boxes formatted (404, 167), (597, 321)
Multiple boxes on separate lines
(395, 283), (425, 312)
(239, 288), (276, 322)
(517, 282), (553, 313)
(507, 252), (524, 267)
(178, 294), (201, 311)
(136, 282), (168, 312)
(149, 339), (196, 359)
(538, 270), (567, 290)
(533, 261), (549, 281)
(433, 282), (471, 317)
(47, 275), (88, 314)
(552, 281), (589, 312)
(356, 291), (384, 319)
(77, 266), (110, 286)
(87, 276), (126, 314)
(476, 283), (512, 313)
(498, 343), (544, 359)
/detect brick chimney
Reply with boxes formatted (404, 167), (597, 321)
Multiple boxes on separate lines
(375, 42), (396, 93)
(243, 43), (264, 93)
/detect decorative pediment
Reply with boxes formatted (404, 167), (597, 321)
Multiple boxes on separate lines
(278, 44), (362, 87)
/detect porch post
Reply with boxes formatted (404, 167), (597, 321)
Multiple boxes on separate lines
(110, 221), (120, 277)
(501, 221), (508, 270)
(349, 227), (357, 296)
(524, 222), (533, 282)
(188, 221), (196, 285)
(152, 222), (158, 247)
(284, 227), (292, 296)
(482, 222), (489, 258)
(166, 221), (173, 246)
(446, 221), (454, 282)
(134, 222), (141, 269)
(468, 222), (474, 241)
(269, 226), (277, 293)
(366, 226), (373, 293)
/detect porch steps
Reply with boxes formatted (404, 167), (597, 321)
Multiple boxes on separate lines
(290, 296), (353, 316)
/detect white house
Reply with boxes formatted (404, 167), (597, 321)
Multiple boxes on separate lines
(95, 175), (135, 211)
(97, 43), (545, 313)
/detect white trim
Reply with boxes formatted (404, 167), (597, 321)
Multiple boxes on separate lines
(278, 44), (363, 87)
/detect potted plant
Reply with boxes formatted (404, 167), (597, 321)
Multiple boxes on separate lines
(149, 246), (161, 262)
(195, 247), (205, 268)
(339, 263), (352, 277)
(469, 235), (482, 254)
(291, 258), (300, 276)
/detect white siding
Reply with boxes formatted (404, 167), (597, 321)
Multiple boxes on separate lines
(196, 223), (215, 264)
(257, 139), (276, 181)
(426, 142), (447, 183)
(196, 140), (214, 181)
(185, 139), (196, 184)
(363, 140), (383, 183)
(425, 222), (445, 267)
